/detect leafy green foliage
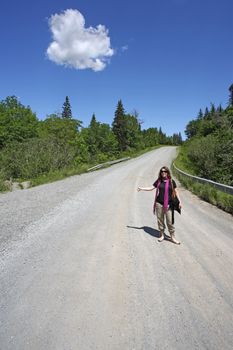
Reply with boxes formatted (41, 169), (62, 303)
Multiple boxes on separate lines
(0, 95), (182, 186)
(180, 87), (233, 187)
(124, 113), (143, 150)
(172, 167), (233, 214)
(142, 128), (159, 147)
(0, 96), (39, 148)
(38, 113), (81, 145)
(0, 138), (76, 179)
(82, 114), (118, 162)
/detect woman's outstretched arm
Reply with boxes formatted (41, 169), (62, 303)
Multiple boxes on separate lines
(137, 186), (155, 191)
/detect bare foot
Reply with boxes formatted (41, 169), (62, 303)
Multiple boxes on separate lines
(171, 238), (181, 245)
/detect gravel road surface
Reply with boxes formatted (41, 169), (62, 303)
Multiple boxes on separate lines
(0, 146), (233, 350)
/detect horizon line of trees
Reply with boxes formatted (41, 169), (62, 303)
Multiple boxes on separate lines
(0, 96), (182, 181)
(183, 84), (233, 186)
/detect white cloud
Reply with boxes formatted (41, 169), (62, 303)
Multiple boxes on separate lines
(46, 9), (114, 71)
(121, 45), (128, 52)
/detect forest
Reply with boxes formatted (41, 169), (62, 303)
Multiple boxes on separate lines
(1, 85), (232, 192)
(0, 96), (182, 188)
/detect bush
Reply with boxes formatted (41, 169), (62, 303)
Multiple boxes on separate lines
(173, 166), (233, 214)
(187, 135), (219, 180)
(0, 138), (77, 180)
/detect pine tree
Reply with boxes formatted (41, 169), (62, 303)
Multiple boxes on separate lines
(204, 107), (209, 118)
(62, 96), (72, 119)
(229, 84), (233, 107)
(112, 100), (127, 151)
(90, 113), (97, 128)
(178, 132), (183, 144)
(158, 127), (166, 144)
(197, 109), (203, 119)
(87, 113), (99, 158)
(210, 103), (216, 115)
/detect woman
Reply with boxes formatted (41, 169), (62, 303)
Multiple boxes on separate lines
(138, 166), (182, 244)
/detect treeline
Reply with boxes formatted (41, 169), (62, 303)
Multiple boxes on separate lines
(183, 84), (233, 186)
(0, 96), (182, 183)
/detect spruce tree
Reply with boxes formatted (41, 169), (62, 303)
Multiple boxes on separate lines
(204, 107), (209, 118)
(112, 100), (127, 151)
(158, 127), (166, 144)
(197, 109), (203, 119)
(90, 113), (98, 128)
(229, 84), (233, 107)
(178, 132), (183, 144)
(62, 96), (72, 119)
(87, 113), (99, 157)
(210, 103), (216, 115)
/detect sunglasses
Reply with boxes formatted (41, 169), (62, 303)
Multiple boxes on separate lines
(161, 170), (167, 173)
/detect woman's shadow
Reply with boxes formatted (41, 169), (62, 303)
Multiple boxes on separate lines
(127, 225), (172, 242)
(127, 225), (160, 238)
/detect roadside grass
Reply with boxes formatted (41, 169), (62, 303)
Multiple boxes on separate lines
(0, 145), (163, 192)
(0, 180), (8, 192)
(31, 164), (90, 187)
(173, 147), (233, 215)
(174, 143), (198, 175)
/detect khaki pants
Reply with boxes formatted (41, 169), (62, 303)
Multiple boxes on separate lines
(155, 202), (175, 236)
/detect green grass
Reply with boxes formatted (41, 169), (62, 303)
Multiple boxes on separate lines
(31, 164), (90, 187)
(0, 179), (8, 192)
(174, 143), (198, 175)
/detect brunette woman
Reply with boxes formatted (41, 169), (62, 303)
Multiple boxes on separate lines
(138, 166), (182, 244)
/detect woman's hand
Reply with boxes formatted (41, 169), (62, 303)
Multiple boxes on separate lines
(137, 187), (142, 191)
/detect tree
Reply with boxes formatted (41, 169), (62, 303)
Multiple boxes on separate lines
(38, 113), (81, 145)
(185, 120), (199, 139)
(62, 96), (72, 119)
(86, 114), (100, 158)
(172, 132), (183, 145)
(197, 109), (203, 119)
(158, 127), (167, 144)
(204, 107), (209, 118)
(0, 96), (39, 148)
(124, 113), (142, 150)
(141, 128), (159, 147)
(229, 84), (233, 107)
(90, 113), (98, 129)
(210, 103), (216, 115)
(183, 85), (233, 186)
(82, 114), (118, 161)
(112, 100), (128, 151)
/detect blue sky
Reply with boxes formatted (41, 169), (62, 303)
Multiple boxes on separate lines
(0, 0), (232, 138)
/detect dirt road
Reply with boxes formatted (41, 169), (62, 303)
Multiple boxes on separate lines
(0, 147), (233, 349)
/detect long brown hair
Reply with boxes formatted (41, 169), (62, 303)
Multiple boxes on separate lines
(158, 166), (172, 181)
(158, 166), (176, 197)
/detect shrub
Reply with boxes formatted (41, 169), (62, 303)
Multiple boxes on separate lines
(0, 138), (76, 180)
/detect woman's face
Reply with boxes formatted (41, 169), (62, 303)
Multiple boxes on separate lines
(160, 168), (168, 179)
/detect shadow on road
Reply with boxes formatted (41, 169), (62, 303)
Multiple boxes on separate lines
(127, 226), (180, 244)
(127, 225), (160, 238)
